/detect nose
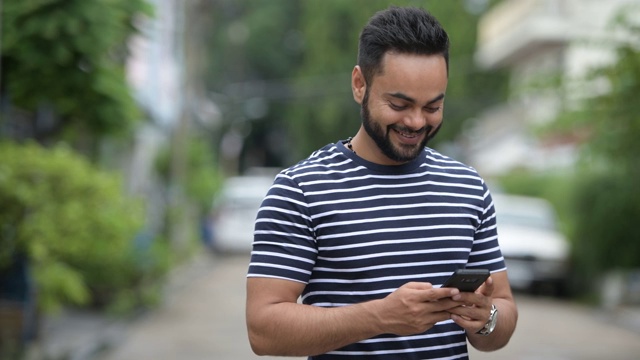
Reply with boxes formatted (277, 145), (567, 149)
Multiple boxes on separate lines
(402, 109), (427, 131)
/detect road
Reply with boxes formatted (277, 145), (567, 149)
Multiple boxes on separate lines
(101, 254), (640, 360)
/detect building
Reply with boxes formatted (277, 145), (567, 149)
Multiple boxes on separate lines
(464, 0), (638, 177)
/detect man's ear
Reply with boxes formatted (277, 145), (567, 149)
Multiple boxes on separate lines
(351, 66), (366, 105)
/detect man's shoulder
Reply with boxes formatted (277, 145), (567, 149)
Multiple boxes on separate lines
(422, 147), (479, 175)
(281, 142), (347, 175)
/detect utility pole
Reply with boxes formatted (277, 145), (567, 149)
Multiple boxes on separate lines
(168, 0), (212, 251)
(167, 0), (190, 251)
(0, 0), (3, 95)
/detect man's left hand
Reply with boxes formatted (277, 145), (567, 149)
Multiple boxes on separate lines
(448, 276), (494, 333)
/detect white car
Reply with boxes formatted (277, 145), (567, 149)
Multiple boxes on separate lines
(209, 174), (275, 253)
(492, 193), (571, 295)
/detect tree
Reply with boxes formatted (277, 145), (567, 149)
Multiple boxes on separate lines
(202, 0), (508, 168)
(0, 141), (169, 315)
(203, 0), (304, 173)
(1, 0), (152, 150)
(550, 5), (640, 277)
(286, 0), (509, 158)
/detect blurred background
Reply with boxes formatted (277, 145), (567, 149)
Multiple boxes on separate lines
(1, 0), (640, 359)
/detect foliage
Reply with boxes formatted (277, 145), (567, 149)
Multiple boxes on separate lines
(155, 136), (223, 214)
(0, 141), (169, 314)
(203, 0), (508, 167)
(290, 0), (510, 158)
(572, 173), (640, 274)
(545, 6), (640, 274)
(1, 0), (153, 140)
(202, 0), (303, 170)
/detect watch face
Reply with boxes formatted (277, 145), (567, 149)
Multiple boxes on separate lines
(487, 305), (498, 330)
(478, 304), (498, 335)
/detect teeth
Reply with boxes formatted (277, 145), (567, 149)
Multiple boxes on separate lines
(395, 129), (417, 138)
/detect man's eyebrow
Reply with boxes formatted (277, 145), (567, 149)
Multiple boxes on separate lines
(426, 93), (446, 105)
(387, 92), (445, 105)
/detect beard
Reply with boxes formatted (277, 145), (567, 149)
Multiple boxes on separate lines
(361, 90), (441, 163)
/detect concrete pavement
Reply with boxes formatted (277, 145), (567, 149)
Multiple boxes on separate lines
(99, 253), (299, 360)
(469, 296), (640, 359)
(38, 252), (640, 360)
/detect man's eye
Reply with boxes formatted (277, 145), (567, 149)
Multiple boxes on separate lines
(425, 106), (441, 114)
(389, 103), (407, 111)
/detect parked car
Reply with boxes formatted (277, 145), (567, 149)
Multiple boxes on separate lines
(208, 174), (275, 253)
(492, 193), (571, 295)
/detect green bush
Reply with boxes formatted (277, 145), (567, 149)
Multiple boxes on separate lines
(572, 172), (640, 274)
(154, 137), (222, 214)
(0, 141), (167, 314)
(497, 168), (640, 297)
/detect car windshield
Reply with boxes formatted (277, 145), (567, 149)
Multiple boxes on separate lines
(498, 211), (555, 230)
(494, 195), (557, 231)
(213, 176), (274, 212)
(219, 195), (264, 211)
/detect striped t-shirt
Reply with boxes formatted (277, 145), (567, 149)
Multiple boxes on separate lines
(248, 141), (506, 360)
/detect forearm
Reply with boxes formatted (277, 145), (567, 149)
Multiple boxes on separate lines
(248, 299), (384, 356)
(467, 298), (518, 351)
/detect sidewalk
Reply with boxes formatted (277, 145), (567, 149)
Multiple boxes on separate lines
(99, 254), (296, 360)
(35, 309), (130, 360)
(30, 253), (640, 360)
(32, 253), (217, 360)
(605, 306), (640, 334)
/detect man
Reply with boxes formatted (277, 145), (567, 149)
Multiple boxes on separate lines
(246, 6), (517, 359)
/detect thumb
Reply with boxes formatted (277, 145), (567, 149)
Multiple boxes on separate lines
(477, 275), (494, 296)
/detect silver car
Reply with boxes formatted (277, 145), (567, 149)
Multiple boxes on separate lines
(209, 174), (275, 253)
(493, 193), (571, 295)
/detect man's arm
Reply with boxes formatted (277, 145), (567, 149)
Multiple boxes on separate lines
(246, 277), (461, 356)
(448, 271), (518, 351)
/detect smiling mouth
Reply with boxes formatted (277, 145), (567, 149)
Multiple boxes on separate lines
(391, 126), (432, 138)
(393, 128), (420, 138)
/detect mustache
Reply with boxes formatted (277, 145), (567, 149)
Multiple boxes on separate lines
(389, 124), (434, 135)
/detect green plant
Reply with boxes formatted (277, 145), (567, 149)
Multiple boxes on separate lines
(155, 137), (223, 214)
(572, 172), (640, 273)
(549, 6), (640, 275)
(0, 141), (166, 314)
(1, 0), (152, 141)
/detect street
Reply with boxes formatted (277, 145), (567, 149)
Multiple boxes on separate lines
(101, 254), (640, 360)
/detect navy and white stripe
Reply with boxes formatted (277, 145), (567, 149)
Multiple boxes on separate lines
(248, 141), (505, 360)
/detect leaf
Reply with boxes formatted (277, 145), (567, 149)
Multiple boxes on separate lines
(2, 0), (150, 138)
(33, 261), (89, 314)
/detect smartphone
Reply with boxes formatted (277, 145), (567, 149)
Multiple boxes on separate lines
(441, 269), (490, 292)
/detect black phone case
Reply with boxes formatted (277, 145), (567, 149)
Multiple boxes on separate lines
(441, 269), (490, 292)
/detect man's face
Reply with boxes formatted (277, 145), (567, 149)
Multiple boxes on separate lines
(356, 52), (447, 165)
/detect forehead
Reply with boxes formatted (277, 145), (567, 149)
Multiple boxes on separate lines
(372, 52), (448, 99)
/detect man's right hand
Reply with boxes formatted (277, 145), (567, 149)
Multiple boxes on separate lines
(247, 278), (460, 356)
(370, 282), (460, 336)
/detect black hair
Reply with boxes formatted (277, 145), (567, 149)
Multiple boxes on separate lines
(357, 6), (450, 86)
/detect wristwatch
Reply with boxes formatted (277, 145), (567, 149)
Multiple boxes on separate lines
(476, 304), (498, 336)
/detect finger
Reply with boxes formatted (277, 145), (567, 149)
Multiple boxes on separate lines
(417, 287), (459, 302)
(450, 304), (489, 324)
(477, 275), (494, 296)
(399, 282), (459, 301)
(450, 313), (483, 330)
(403, 281), (434, 290)
(450, 290), (480, 305)
(448, 304), (478, 319)
(430, 298), (462, 312)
